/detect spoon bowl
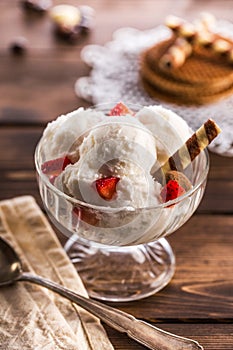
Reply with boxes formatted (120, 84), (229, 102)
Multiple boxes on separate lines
(0, 238), (22, 285)
(0, 236), (203, 350)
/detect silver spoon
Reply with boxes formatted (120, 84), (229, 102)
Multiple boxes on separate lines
(0, 236), (203, 350)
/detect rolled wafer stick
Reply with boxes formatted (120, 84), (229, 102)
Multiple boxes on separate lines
(193, 32), (233, 66)
(165, 15), (184, 32)
(165, 15), (233, 66)
(179, 12), (216, 34)
(162, 17), (201, 69)
(194, 12), (216, 32)
(159, 37), (192, 69)
(161, 119), (221, 174)
(211, 39), (233, 64)
(194, 30), (216, 48)
(165, 15), (198, 41)
(213, 39), (232, 54)
(165, 14), (215, 41)
(195, 31), (233, 51)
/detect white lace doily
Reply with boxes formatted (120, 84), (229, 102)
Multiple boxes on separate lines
(75, 21), (233, 157)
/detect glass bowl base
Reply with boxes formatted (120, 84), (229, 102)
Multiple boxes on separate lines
(64, 236), (176, 302)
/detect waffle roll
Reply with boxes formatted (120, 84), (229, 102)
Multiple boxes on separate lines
(165, 15), (195, 40)
(159, 37), (192, 69)
(195, 33), (233, 64)
(164, 14), (233, 68)
(162, 119), (222, 173)
(165, 13), (216, 41)
(165, 14), (214, 41)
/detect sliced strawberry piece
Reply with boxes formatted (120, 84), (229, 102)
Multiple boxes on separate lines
(109, 102), (134, 116)
(95, 176), (120, 201)
(72, 207), (99, 226)
(160, 180), (186, 203)
(41, 156), (72, 176)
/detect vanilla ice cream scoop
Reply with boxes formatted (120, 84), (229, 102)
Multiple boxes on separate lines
(79, 116), (157, 171)
(41, 103), (192, 209)
(41, 107), (106, 161)
(56, 159), (161, 208)
(135, 105), (192, 164)
(55, 116), (159, 208)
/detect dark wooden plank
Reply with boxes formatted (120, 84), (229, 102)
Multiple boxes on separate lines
(199, 153), (233, 212)
(1, 0), (233, 125)
(109, 214), (233, 321)
(208, 153), (233, 181)
(0, 55), (90, 125)
(104, 323), (233, 350)
(0, 128), (42, 170)
(1, 0), (233, 51)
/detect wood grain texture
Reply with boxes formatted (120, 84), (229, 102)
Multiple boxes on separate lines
(104, 324), (233, 350)
(105, 215), (233, 320)
(1, 0), (233, 124)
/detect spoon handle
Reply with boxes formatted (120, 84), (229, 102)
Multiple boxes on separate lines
(20, 272), (203, 350)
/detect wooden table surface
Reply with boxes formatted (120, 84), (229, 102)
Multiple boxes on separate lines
(1, 1), (233, 349)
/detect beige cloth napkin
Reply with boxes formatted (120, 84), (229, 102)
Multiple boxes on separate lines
(0, 196), (114, 350)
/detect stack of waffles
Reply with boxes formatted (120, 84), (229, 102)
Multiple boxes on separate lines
(140, 13), (233, 105)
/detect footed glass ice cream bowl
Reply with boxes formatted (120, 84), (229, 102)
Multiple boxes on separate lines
(35, 103), (209, 302)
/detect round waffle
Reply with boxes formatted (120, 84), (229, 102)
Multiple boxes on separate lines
(140, 37), (233, 105)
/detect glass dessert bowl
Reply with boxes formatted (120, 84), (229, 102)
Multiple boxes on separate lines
(35, 102), (212, 302)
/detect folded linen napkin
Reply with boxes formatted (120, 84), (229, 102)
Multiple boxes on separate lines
(0, 196), (114, 350)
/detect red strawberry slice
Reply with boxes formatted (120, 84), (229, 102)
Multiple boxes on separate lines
(73, 207), (99, 226)
(160, 180), (186, 203)
(109, 102), (134, 116)
(95, 176), (120, 201)
(41, 156), (72, 176)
